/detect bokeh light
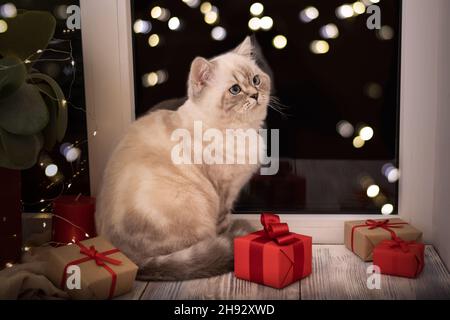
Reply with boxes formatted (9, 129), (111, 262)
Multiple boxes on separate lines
(204, 10), (218, 24)
(381, 203), (394, 215)
(0, 3), (17, 18)
(133, 19), (152, 34)
(272, 35), (287, 49)
(260, 16), (273, 30)
(250, 3), (264, 16)
(320, 24), (339, 39)
(300, 6), (319, 23)
(377, 25), (394, 40)
(45, 164), (58, 177)
(336, 4), (354, 19)
(200, 2), (212, 14)
(336, 120), (354, 138)
(352, 1), (366, 15)
(367, 184), (380, 198)
(182, 0), (200, 8)
(310, 40), (330, 54)
(148, 34), (160, 47)
(248, 17), (261, 31)
(211, 26), (227, 41)
(359, 126), (374, 141)
(353, 136), (365, 148)
(168, 17), (181, 30)
(0, 19), (8, 33)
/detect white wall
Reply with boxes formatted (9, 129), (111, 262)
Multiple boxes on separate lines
(80, 0), (135, 195)
(432, 0), (450, 270)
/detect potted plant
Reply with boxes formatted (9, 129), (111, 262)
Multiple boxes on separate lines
(0, 11), (67, 266)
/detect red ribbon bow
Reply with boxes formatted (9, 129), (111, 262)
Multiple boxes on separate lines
(79, 243), (122, 267)
(60, 242), (122, 299)
(386, 237), (416, 253)
(351, 219), (408, 252)
(261, 213), (296, 245)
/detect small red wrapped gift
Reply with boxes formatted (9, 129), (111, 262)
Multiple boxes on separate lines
(373, 237), (425, 278)
(234, 213), (312, 289)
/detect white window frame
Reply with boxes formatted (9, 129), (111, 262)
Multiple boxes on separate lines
(80, 0), (443, 244)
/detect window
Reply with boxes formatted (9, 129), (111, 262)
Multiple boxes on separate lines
(130, 0), (402, 215)
(6, 0), (91, 211)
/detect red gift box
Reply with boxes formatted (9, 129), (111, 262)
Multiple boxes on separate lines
(234, 213), (312, 289)
(373, 237), (425, 278)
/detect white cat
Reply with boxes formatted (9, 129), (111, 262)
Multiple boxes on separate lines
(96, 37), (271, 280)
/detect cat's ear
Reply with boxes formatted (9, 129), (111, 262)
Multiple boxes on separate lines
(233, 36), (254, 58)
(188, 57), (213, 99)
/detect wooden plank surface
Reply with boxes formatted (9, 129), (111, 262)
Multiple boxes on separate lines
(301, 245), (450, 300)
(129, 245), (450, 300)
(115, 281), (148, 300)
(141, 273), (300, 300)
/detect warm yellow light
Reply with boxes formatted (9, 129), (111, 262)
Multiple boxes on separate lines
(144, 72), (158, 87)
(352, 2), (366, 15)
(300, 6), (319, 23)
(250, 3), (264, 16)
(200, 2), (212, 14)
(168, 17), (181, 30)
(320, 24), (339, 39)
(272, 35), (287, 49)
(260, 16), (273, 30)
(359, 126), (374, 141)
(0, 20), (8, 33)
(204, 11), (218, 24)
(150, 6), (162, 19)
(381, 204), (394, 215)
(367, 185), (380, 198)
(310, 40), (330, 54)
(148, 34), (160, 47)
(248, 17), (261, 31)
(336, 4), (354, 19)
(353, 136), (365, 148)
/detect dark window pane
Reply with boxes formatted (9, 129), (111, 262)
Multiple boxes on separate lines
(131, 0), (401, 215)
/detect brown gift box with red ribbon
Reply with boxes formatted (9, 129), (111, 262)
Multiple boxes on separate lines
(344, 218), (422, 261)
(234, 213), (312, 289)
(46, 236), (138, 299)
(373, 237), (425, 278)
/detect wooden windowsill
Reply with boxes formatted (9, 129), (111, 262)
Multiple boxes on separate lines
(118, 245), (450, 300)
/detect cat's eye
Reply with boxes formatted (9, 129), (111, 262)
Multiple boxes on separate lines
(253, 75), (261, 86)
(229, 84), (241, 95)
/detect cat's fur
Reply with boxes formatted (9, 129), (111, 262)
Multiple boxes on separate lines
(96, 37), (271, 280)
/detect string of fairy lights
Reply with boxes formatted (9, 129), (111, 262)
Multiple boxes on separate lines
(1, 3), (100, 267)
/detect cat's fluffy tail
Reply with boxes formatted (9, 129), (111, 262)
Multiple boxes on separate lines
(136, 220), (253, 281)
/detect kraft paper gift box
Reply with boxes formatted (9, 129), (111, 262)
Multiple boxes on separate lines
(234, 213), (312, 289)
(46, 236), (138, 299)
(344, 218), (422, 261)
(373, 237), (425, 278)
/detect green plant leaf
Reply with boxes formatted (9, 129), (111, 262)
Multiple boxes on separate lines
(28, 73), (67, 141)
(0, 56), (26, 99)
(0, 128), (43, 169)
(0, 11), (56, 62)
(0, 83), (49, 135)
